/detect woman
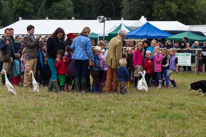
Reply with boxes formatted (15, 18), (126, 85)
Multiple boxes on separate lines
(47, 27), (65, 93)
(64, 33), (75, 48)
(14, 35), (22, 53)
(71, 26), (94, 93)
(164, 40), (174, 49)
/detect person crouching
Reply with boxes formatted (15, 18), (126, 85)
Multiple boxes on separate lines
(55, 49), (69, 91)
(116, 59), (129, 95)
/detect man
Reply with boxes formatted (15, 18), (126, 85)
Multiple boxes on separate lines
(0, 28), (15, 85)
(181, 37), (192, 49)
(191, 41), (201, 49)
(10, 28), (15, 44)
(105, 29), (127, 93)
(23, 25), (40, 88)
(146, 39), (156, 58)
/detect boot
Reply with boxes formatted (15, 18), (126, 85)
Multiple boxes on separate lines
(158, 80), (163, 89)
(134, 77), (138, 87)
(48, 79), (53, 92)
(52, 80), (60, 93)
(74, 78), (80, 92)
(93, 86), (98, 93)
(60, 86), (64, 91)
(171, 79), (177, 87)
(146, 80), (150, 87)
(2, 74), (5, 86)
(162, 79), (165, 87)
(81, 78), (87, 93)
(65, 83), (69, 92)
(92, 86), (94, 92)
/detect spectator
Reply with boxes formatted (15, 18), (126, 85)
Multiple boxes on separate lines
(64, 33), (75, 48)
(174, 41), (179, 48)
(146, 39), (156, 58)
(157, 42), (164, 48)
(47, 27), (65, 93)
(164, 40), (173, 49)
(181, 37), (192, 49)
(191, 41), (201, 49)
(39, 37), (46, 49)
(0, 28), (15, 86)
(143, 40), (150, 55)
(23, 25), (40, 88)
(124, 41), (132, 47)
(14, 35), (22, 53)
(71, 26), (94, 93)
(10, 28), (15, 44)
(105, 29), (127, 93)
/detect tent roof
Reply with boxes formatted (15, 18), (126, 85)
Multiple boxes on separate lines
(108, 23), (132, 36)
(88, 32), (98, 39)
(126, 22), (172, 38)
(166, 31), (206, 41)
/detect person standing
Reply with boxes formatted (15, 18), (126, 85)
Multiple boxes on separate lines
(14, 35), (22, 53)
(10, 28), (15, 44)
(47, 27), (65, 92)
(23, 25), (40, 88)
(71, 27), (94, 93)
(0, 28), (15, 86)
(180, 37), (192, 49)
(64, 33), (75, 47)
(105, 29), (127, 93)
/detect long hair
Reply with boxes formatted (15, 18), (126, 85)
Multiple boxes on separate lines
(135, 42), (144, 56)
(50, 27), (65, 42)
(78, 26), (91, 36)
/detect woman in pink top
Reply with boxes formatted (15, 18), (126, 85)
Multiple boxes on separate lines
(153, 46), (163, 88)
(133, 42), (144, 87)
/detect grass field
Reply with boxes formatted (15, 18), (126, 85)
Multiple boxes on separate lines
(0, 73), (206, 136)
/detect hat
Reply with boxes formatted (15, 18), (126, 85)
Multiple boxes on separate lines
(67, 33), (75, 39)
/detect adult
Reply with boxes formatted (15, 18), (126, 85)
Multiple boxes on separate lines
(10, 28), (15, 44)
(23, 25), (40, 88)
(0, 28), (15, 86)
(202, 42), (206, 72)
(39, 37), (46, 49)
(64, 33), (75, 47)
(14, 35), (22, 53)
(164, 40), (174, 49)
(191, 41), (201, 49)
(105, 29), (127, 93)
(181, 37), (192, 49)
(174, 41), (179, 48)
(71, 27), (94, 93)
(47, 27), (65, 92)
(146, 39), (156, 58)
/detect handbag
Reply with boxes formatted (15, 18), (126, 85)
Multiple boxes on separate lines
(78, 36), (93, 66)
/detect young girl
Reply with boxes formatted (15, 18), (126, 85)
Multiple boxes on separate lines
(153, 46), (163, 88)
(12, 53), (21, 86)
(161, 48), (171, 88)
(199, 52), (204, 72)
(99, 54), (107, 92)
(65, 46), (76, 92)
(168, 48), (178, 87)
(133, 42), (144, 87)
(55, 49), (69, 91)
(20, 48), (26, 84)
(126, 47), (134, 87)
(91, 46), (102, 93)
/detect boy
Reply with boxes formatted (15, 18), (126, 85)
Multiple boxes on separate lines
(12, 53), (21, 86)
(143, 50), (153, 86)
(116, 59), (129, 95)
(167, 48), (178, 87)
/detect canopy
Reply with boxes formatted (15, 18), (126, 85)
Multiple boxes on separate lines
(166, 31), (206, 41)
(98, 23), (132, 37)
(89, 32), (98, 39)
(126, 22), (172, 39)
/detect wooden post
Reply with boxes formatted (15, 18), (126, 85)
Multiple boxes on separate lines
(195, 49), (199, 74)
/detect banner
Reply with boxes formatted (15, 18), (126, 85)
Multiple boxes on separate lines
(176, 53), (191, 66)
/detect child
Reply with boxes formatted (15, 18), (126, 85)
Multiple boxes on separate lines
(12, 53), (21, 86)
(167, 48), (178, 87)
(199, 52), (204, 72)
(126, 47), (134, 87)
(42, 55), (51, 86)
(116, 59), (129, 95)
(20, 48), (26, 84)
(37, 49), (44, 87)
(101, 49), (105, 56)
(91, 46), (102, 93)
(65, 46), (76, 92)
(41, 45), (47, 55)
(99, 54), (108, 92)
(153, 46), (163, 88)
(161, 48), (171, 88)
(143, 50), (153, 86)
(55, 49), (69, 91)
(133, 42), (144, 87)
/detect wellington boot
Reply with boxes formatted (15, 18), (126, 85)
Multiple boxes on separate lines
(48, 79), (53, 92)
(74, 78), (80, 92)
(52, 80), (60, 93)
(2, 74), (5, 86)
(81, 78), (87, 93)
(65, 83), (69, 92)
(134, 77), (138, 87)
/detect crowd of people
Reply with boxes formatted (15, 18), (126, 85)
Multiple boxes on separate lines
(0, 25), (205, 94)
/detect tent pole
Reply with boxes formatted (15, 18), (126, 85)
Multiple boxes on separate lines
(103, 21), (105, 41)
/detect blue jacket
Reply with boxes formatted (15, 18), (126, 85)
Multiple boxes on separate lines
(0, 39), (14, 57)
(91, 55), (102, 71)
(12, 60), (21, 76)
(146, 46), (154, 58)
(116, 66), (129, 82)
(71, 34), (94, 62)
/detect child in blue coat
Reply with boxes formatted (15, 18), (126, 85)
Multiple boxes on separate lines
(116, 59), (129, 95)
(12, 53), (21, 86)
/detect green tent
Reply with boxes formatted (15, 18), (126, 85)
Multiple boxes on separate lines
(89, 32), (98, 39)
(167, 31), (206, 41)
(108, 23), (133, 37)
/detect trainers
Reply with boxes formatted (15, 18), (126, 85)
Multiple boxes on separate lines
(122, 92), (126, 95)
(167, 85), (172, 88)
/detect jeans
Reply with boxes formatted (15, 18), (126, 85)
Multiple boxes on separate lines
(75, 60), (89, 79)
(155, 72), (162, 86)
(47, 57), (57, 80)
(162, 68), (169, 86)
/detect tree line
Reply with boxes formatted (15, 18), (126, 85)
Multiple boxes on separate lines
(0, 0), (206, 27)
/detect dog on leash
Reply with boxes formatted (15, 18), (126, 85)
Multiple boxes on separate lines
(189, 80), (206, 96)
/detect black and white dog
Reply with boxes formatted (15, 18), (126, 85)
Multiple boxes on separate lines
(189, 80), (206, 96)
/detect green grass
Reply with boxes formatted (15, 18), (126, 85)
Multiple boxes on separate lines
(0, 73), (206, 136)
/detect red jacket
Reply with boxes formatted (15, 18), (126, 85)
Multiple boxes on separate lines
(143, 58), (153, 74)
(55, 57), (69, 75)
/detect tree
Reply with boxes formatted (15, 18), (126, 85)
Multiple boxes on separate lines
(153, 0), (197, 25)
(121, 0), (154, 20)
(0, 0), (13, 26)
